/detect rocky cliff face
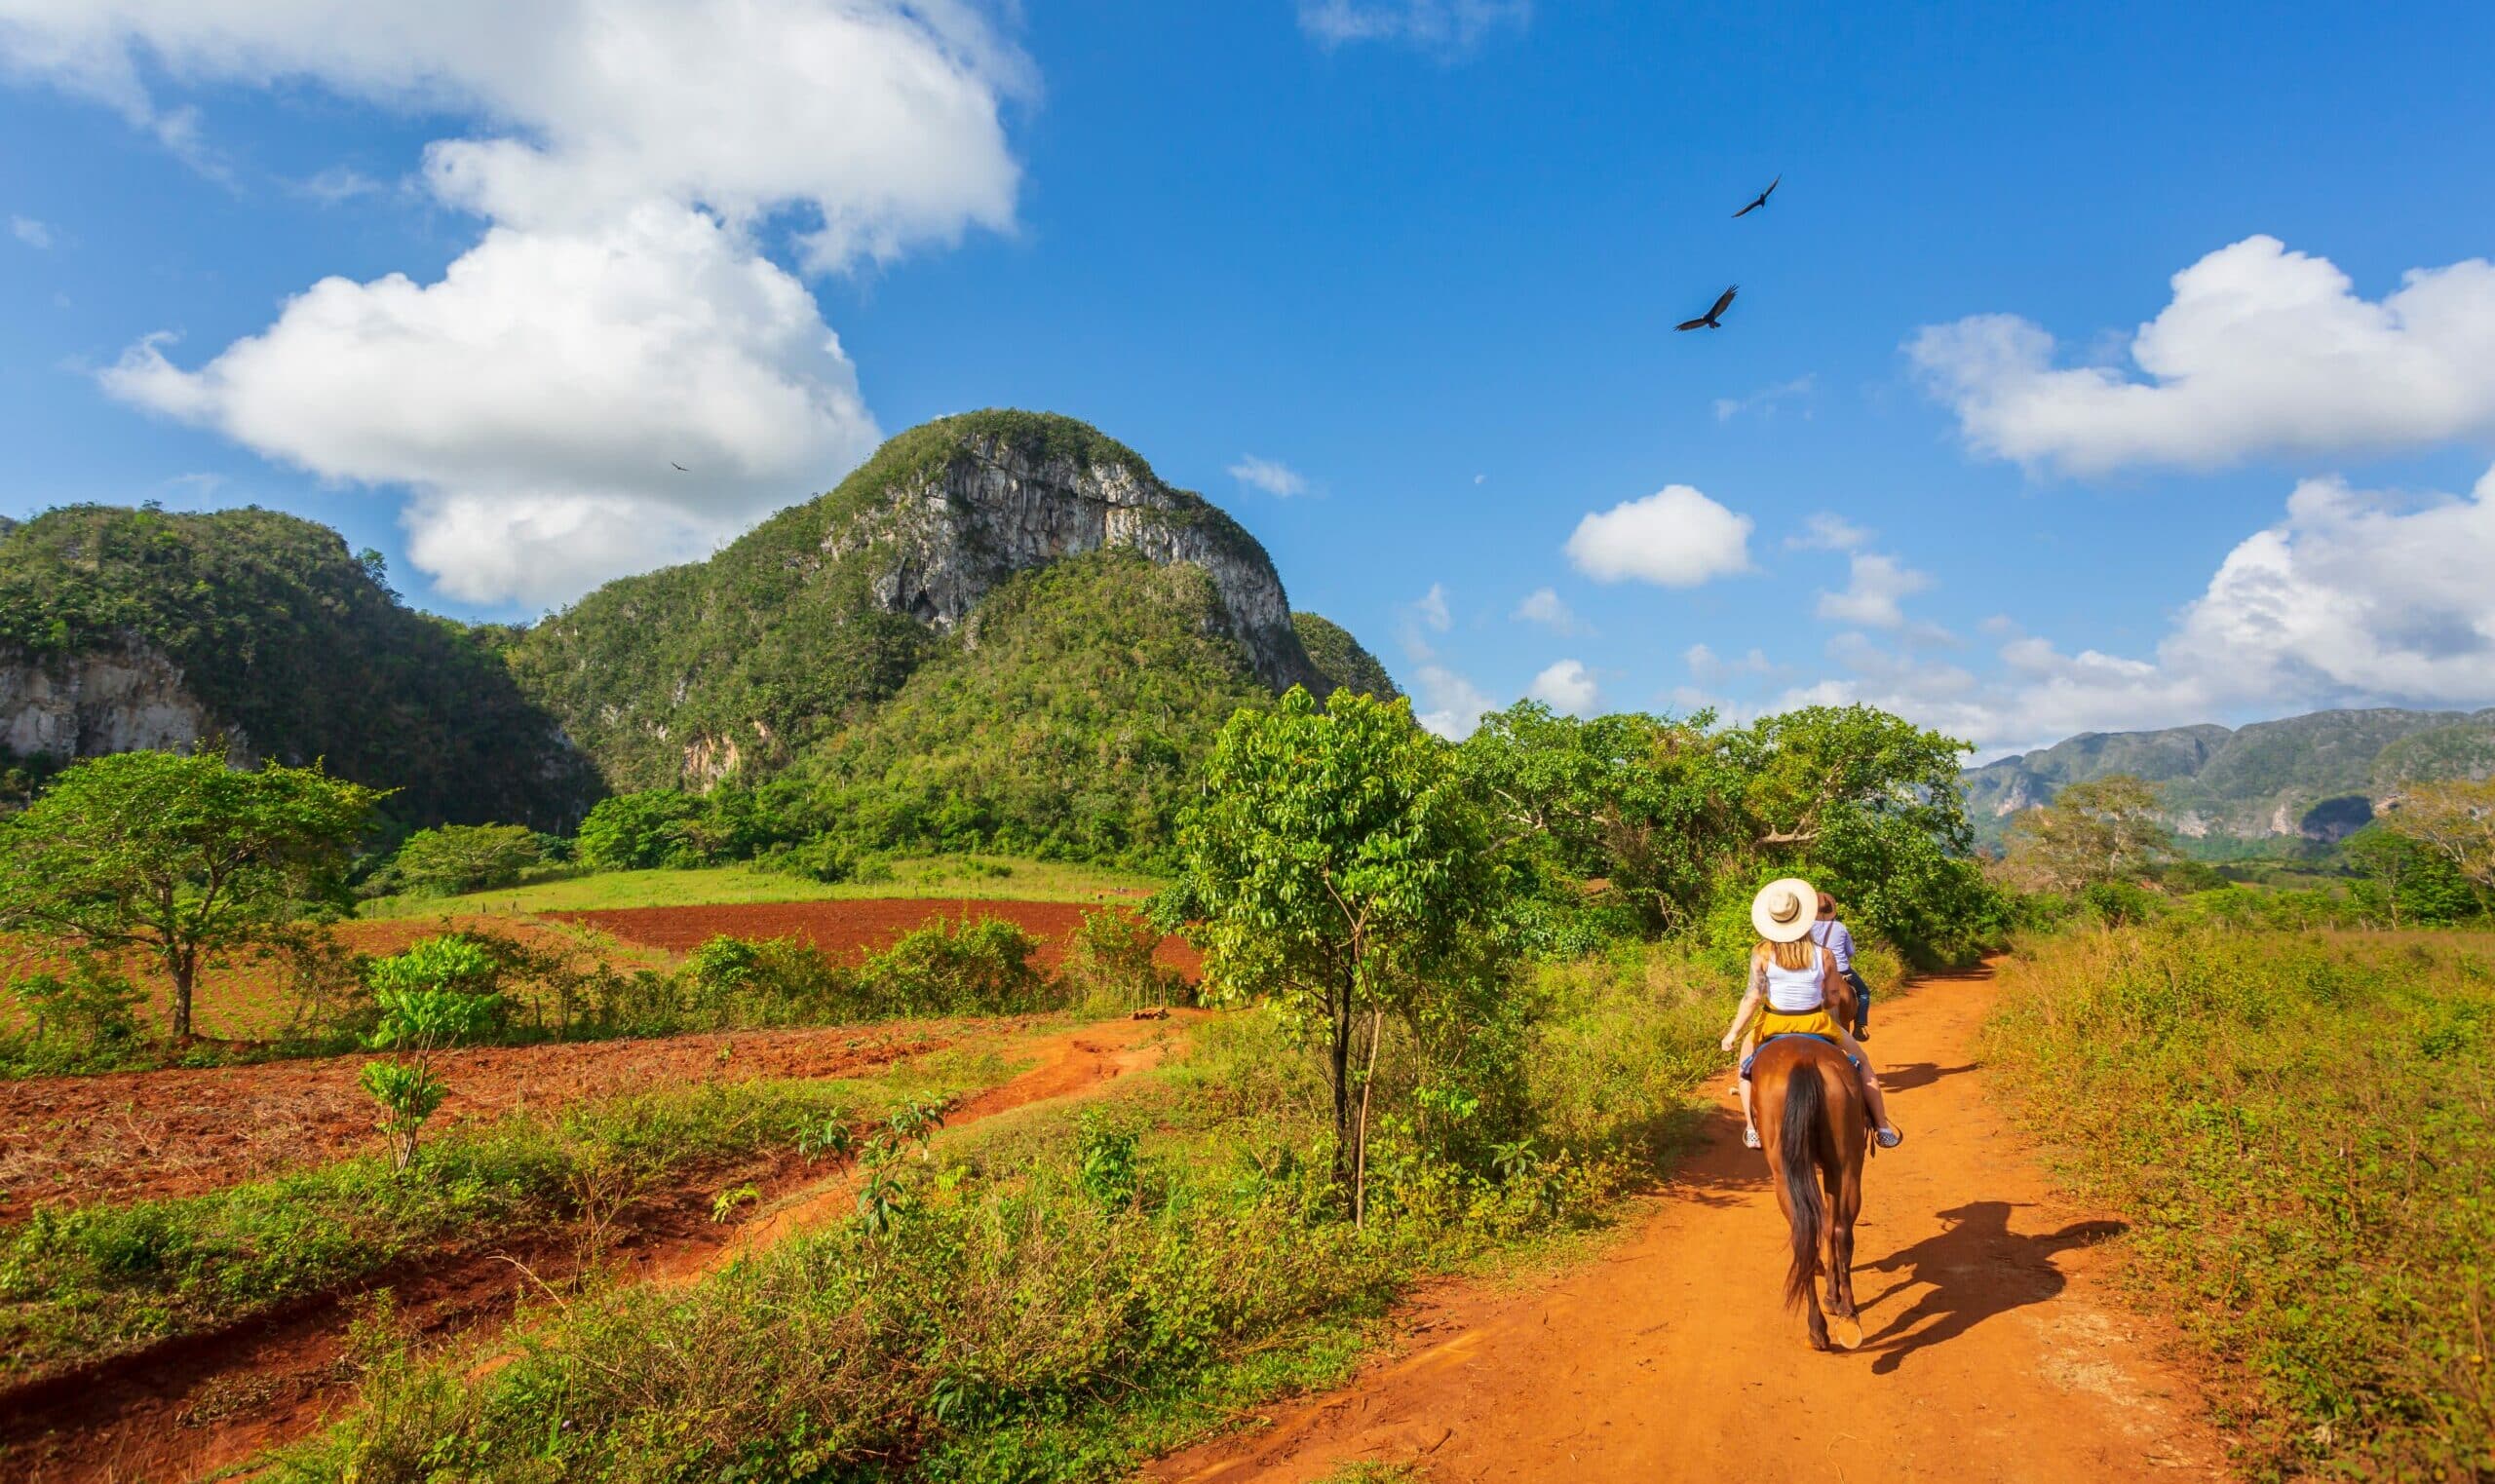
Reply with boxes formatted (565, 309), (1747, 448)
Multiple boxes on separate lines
(826, 429), (1315, 692)
(0, 639), (244, 763)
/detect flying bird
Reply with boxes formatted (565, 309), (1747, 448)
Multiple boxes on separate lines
(671, 461), (688, 472)
(1675, 285), (1738, 331)
(1732, 175), (1781, 217)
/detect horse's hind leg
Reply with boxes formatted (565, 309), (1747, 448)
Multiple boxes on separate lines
(1824, 1142), (1865, 1350)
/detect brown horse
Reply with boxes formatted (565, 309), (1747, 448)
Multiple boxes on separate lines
(1751, 1032), (1869, 1350)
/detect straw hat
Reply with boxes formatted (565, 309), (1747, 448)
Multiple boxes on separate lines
(1750, 878), (1820, 942)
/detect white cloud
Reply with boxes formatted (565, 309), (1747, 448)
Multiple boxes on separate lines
(1410, 663), (1496, 740)
(1685, 643), (1772, 685)
(103, 204), (879, 606)
(1910, 236), (2495, 475)
(1525, 658), (1598, 715)
(1785, 462), (2495, 756)
(1510, 586), (1584, 634)
(1296, 0), (1530, 51)
(1711, 372), (1814, 423)
(1565, 483), (1752, 588)
(10, 214), (52, 247)
(4, 0), (1030, 604)
(292, 166), (385, 206)
(1227, 454), (1309, 498)
(1412, 582), (1452, 634)
(1815, 552), (1931, 629)
(0, 0), (1027, 272)
(1785, 512), (1868, 552)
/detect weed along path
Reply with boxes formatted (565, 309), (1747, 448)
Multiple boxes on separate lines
(0, 1012), (1197, 1484)
(1146, 964), (2230, 1484)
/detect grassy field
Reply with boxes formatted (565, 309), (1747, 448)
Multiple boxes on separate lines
(1983, 924), (2495, 1480)
(359, 856), (1164, 919)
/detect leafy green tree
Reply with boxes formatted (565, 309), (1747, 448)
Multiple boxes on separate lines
(2004, 774), (2174, 891)
(1457, 702), (1739, 933)
(0, 750), (379, 1040)
(359, 936), (504, 1170)
(1167, 687), (1506, 1222)
(384, 822), (542, 896)
(2380, 780), (2495, 894)
(2346, 822), (2483, 927)
(574, 789), (705, 870)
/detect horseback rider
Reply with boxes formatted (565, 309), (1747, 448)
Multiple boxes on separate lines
(1722, 878), (1902, 1152)
(1811, 890), (1873, 1041)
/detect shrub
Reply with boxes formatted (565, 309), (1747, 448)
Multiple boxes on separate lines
(1056, 907), (1186, 1013)
(360, 937), (506, 1169)
(373, 823), (543, 897)
(1985, 925), (2495, 1478)
(859, 916), (1052, 1016)
(0, 959), (152, 1074)
(574, 790), (705, 871)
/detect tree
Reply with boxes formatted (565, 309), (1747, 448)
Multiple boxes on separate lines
(2380, 780), (2495, 894)
(574, 789), (704, 870)
(359, 936), (505, 1170)
(1166, 687), (1506, 1223)
(384, 822), (542, 896)
(2003, 775), (2174, 892)
(2344, 824), (2482, 928)
(0, 750), (379, 1040)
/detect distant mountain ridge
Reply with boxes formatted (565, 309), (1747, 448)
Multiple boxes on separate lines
(1963, 706), (2495, 849)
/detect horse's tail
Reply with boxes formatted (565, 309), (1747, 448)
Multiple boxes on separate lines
(1780, 1066), (1826, 1311)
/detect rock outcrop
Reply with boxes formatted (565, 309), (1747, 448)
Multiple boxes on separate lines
(827, 427), (1316, 692)
(0, 639), (244, 762)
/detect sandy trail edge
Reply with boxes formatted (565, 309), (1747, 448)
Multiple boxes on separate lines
(1145, 965), (2230, 1484)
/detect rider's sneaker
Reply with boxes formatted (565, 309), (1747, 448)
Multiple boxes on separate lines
(1874, 1125), (1904, 1150)
(1743, 1124), (1763, 1149)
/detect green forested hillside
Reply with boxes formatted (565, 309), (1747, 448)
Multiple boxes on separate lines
(787, 551), (1274, 860)
(1964, 706), (2495, 850)
(507, 409), (1313, 792)
(0, 505), (594, 827)
(1292, 611), (1400, 699)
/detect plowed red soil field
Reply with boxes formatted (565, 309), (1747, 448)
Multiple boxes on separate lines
(550, 896), (1203, 976)
(0, 1020), (964, 1219)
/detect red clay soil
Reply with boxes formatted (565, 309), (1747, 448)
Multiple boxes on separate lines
(0, 1021), (962, 1221)
(1146, 965), (2231, 1484)
(0, 1012), (1195, 1484)
(550, 897), (1202, 977)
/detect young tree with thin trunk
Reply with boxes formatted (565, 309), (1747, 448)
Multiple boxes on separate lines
(1165, 686), (1504, 1224)
(2382, 780), (2495, 894)
(2003, 774), (2174, 892)
(0, 749), (379, 1041)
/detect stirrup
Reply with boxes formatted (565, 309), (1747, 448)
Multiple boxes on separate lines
(1874, 1125), (1903, 1150)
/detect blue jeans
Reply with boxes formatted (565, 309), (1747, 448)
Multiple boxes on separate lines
(1844, 968), (1872, 1034)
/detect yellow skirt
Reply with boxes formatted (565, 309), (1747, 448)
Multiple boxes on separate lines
(1741, 1007), (1848, 1079)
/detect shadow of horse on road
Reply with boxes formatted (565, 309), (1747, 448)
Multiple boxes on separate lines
(1859, 1200), (2129, 1373)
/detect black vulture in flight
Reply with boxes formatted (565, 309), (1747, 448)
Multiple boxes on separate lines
(671, 461), (688, 472)
(1675, 285), (1738, 331)
(1733, 175), (1781, 217)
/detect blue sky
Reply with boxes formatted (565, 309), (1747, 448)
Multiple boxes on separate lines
(5, 0), (2495, 756)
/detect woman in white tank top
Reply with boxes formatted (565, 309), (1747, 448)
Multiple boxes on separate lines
(1719, 879), (1902, 1151)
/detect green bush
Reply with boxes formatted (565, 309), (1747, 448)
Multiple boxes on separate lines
(1, 959), (151, 1073)
(859, 916), (1051, 1016)
(372, 823), (543, 897)
(1056, 906), (1186, 1013)
(1985, 925), (2495, 1479)
(574, 790), (706, 871)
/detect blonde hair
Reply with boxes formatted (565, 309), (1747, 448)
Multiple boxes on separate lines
(1765, 938), (1819, 972)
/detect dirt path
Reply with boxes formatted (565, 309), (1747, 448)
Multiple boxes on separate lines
(1147, 965), (2229, 1483)
(0, 1012), (1194, 1484)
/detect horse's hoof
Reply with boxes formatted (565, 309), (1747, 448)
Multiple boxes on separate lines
(1826, 1313), (1863, 1351)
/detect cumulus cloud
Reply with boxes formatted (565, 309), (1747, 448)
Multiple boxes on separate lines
(1783, 462), (2495, 755)
(1410, 664), (1496, 740)
(5, 0), (1028, 604)
(1227, 454), (1309, 498)
(1411, 582), (1452, 634)
(1526, 658), (1598, 715)
(1296, 0), (1530, 51)
(103, 204), (879, 604)
(1565, 484), (1752, 588)
(1910, 236), (2495, 475)
(10, 213), (52, 247)
(1510, 586), (1584, 634)
(1815, 552), (1932, 630)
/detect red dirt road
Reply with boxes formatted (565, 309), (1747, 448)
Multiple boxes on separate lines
(1147, 965), (2229, 1484)
(550, 897), (1201, 976)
